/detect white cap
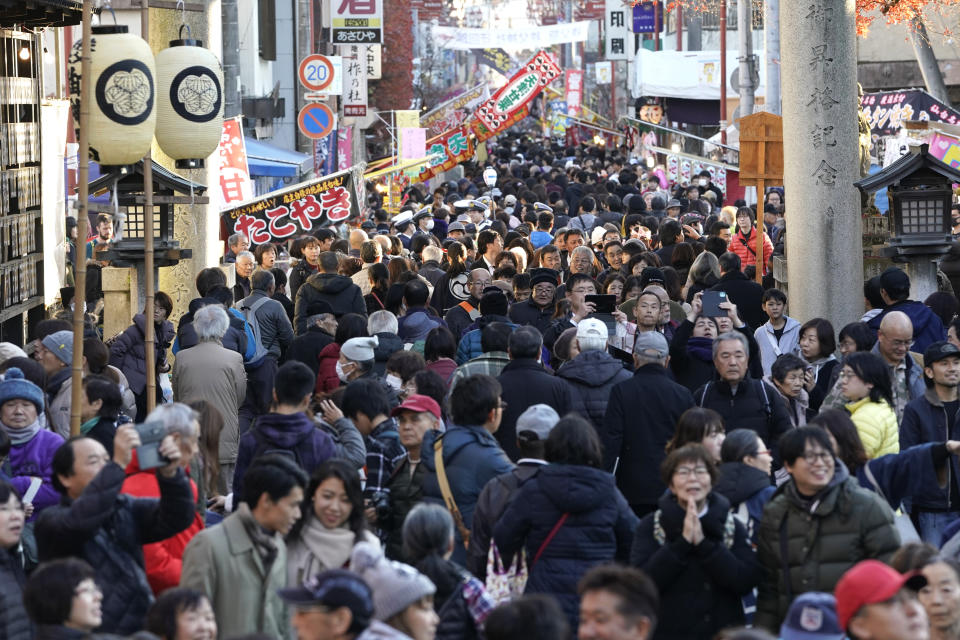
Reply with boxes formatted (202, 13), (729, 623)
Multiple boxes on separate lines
(576, 317), (608, 340)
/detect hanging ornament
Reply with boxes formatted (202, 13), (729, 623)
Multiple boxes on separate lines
(68, 25), (157, 166)
(155, 26), (224, 169)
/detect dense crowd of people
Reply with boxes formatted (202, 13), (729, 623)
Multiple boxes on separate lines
(13, 133), (960, 640)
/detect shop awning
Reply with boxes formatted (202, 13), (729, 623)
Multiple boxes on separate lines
(0, 0), (82, 27)
(244, 137), (312, 178)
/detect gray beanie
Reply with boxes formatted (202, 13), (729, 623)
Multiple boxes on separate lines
(349, 541), (435, 621)
(341, 336), (379, 362)
(41, 330), (74, 366)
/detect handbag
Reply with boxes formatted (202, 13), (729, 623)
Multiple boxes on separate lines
(485, 542), (528, 605)
(863, 462), (920, 544)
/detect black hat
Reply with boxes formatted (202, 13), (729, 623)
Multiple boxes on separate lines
(278, 570), (373, 627)
(479, 288), (509, 316)
(879, 267), (910, 298)
(924, 340), (960, 368)
(640, 267), (665, 288)
(306, 300), (335, 317)
(529, 268), (559, 288)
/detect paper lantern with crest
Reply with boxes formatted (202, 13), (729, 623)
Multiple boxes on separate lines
(68, 25), (156, 166)
(155, 29), (223, 169)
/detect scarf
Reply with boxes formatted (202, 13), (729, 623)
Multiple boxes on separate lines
(805, 354), (837, 382)
(687, 336), (714, 363)
(235, 502), (279, 570)
(80, 417), (99, 435)
(0, 417), (41, 445)
(295, 515), (360, 583)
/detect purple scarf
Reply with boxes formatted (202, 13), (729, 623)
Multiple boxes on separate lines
(687, 337), (714, 363)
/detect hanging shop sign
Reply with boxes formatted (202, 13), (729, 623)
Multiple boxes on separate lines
(155, 32), (224, 168)
(331, 0), (383, 44)
(475, 48), (515, 76)
(472, 50), (561, 134)
(419, 126), (474, 182)
(217, 117), (253, 208)
(665, 156), (727, 194)
(221, 168), (361, 242)
(565, 69), (583, 117)
(340, 45), (368, 117)
(420, 83), (488, 136)
(860, 89), (960, 137)
(604, 0), (630, 60)
(68, 25), (156, 165)
(471, 104), (531, 143)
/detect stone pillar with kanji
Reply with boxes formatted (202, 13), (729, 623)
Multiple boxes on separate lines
(781, 0), (863, 326)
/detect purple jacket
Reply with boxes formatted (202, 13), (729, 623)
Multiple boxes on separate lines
(7, 429), (64, 520)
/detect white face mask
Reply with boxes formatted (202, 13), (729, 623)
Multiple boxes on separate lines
(336, 361), (351, 383)
(385, 374), (403, 390)
(698, 178), (708, 186)
(425, 219), (435, 231)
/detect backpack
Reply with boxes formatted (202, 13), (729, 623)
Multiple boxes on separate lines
(227, 307), (258, 362)
(236, 296), (273, 368)
(250, 421), (304, 469)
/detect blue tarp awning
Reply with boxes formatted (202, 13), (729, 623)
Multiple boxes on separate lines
(244, 137), (312, 178)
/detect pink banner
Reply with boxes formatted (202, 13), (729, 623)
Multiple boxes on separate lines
(929, 133), (960, 170)
(337, 128), (352, 171)
(217, 117), (253, 209)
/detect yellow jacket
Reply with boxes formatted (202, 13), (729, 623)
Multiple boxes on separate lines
(846, 397), (899, 459)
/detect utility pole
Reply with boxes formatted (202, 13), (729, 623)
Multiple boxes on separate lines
(764, 0), (780, 114)
(222, 0), (240, 118)
(296, 0), (312, 153)
(910, 15), (950, 104)
(737, 0), (755, 117)
(720, 0), (727, 143)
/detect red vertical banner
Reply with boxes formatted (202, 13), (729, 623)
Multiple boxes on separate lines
(565, 69), (583, 118)
(217, 117), (254, 209)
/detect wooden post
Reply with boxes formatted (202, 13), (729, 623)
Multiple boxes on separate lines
(737, 111), (784, 283)
(70, 0), (93, 436)
(142, 2), (156, 414)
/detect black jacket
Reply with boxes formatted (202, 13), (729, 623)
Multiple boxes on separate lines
(35, 463), (195, 635)
(668, 319), (717, 392)
(284, 326), (335, 376)
(373, 331), (405, 377)
(900, 388), (960, 511)
(694, 378), (793, 464)
(468, 461), (544, 580)
(507, 298), (557, 335)
(630, 491), (760, 640)
(710, 271), (766, 331)
(496, 359), (572, 461)
(288, 260), (319, 302)
(601, 364), (695, 506)
(442, 297), (480, 341)
(176, 297), (247, 357)
(556, 350), (631, 430)
(493, 464), (638, 628)
(294, 273), (366, 333)
(0, 546), (30, 640)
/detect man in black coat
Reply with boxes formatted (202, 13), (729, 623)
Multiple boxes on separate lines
(694, 331), (793, 463)
(496, 326), (571, 461)
(284, 300), (336, 376)
(508, 268), (559, 334)
(36, 425), (195, 635)
(601, 331), (695, 518)
(710, 252), (766, 330)
(294, 251), (366, 333)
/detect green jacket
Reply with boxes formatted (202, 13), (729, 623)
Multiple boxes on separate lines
(180, 507), (289, 639)
(754, 468), (900, 631)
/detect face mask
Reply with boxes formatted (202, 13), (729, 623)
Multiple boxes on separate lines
(385, 374), (403, 390)
(698, 178), (708, 186)
(336, 361), (351, 383)
(425, 219), (435, 231)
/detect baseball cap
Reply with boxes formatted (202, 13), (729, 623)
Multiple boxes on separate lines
(278, 569), (374, 628)
(633, 331), (669, 359)
(390, 394), (442, 421)
(924, 340), (960, 367)
(591, 227), (608, 245)
(780, 592), (844, 640)
(576, 317), (608, 340)
(640, 267), (665, 288)
(834, 560), (927, 631)
(360, 220), (376, 231)
(504, 194), (517, 206)
(879, 267), (910, 296)
(516, 404), (560, 440)
(447, 222), (466, 233)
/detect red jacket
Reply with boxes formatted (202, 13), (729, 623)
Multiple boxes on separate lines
(730, 226), (774, 275)
(122, 454), (204, 594)
(316, 342), (341, 394)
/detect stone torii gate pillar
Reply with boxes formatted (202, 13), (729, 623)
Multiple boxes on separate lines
(781, 0), (863, 327)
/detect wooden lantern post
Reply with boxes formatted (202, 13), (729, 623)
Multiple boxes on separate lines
(737, 111), (784, 283)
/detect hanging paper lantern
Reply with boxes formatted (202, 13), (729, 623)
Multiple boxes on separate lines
(68, 25), (156, 166)
(155, 32), (224, 169)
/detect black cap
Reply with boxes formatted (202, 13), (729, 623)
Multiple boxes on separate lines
(924, 340), (960, 367)
(640, 267), (665, 288)
(306, 300), (335, 316)
(879, 267), (910, 298)
(278, 570), (373, 626)
(529, 268), (559, 288)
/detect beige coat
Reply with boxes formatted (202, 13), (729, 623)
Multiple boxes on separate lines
(172, 341), (246, 464)
(180, 507), (289, 639)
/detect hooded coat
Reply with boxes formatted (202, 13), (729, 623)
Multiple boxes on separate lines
(556, 350), (632, 430)
(630, 491), (761, 640)
(294, 273), (366, 333)
(109, 314), (175, 396)
(493, 464), (638, 628)
(713, 462), (776, 545)
(231, 412), (336, 500)
(496, 359), (572, 461)
(867, 299), (946, 354)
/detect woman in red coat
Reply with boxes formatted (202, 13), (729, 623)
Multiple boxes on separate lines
(730, 207), (774, 276)
(121, 403), (205, 595)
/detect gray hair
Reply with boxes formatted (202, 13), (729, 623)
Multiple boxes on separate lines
(194, 304), (229, 342)
(689, 250), (721, 283)
(228, 233), (246, 249)
(712, 331), (749, 360)
(571, 245), (594, 260)
(251, 269), (275, 292)
(146, 402), (199, 439)
(368, 310), (398, 335)
(422, 246), (443, 263)
(401, 503), (454, 563)
(236, 250), (255, 263)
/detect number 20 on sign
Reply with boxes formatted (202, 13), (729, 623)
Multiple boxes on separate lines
(299, 55), (342, 94)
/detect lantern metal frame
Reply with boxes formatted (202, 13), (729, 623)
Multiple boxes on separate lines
(854, 143), (960, 260)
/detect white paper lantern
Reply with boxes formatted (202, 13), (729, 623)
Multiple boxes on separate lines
(155, 34), (224, 169)
(68, 25), (156, 166)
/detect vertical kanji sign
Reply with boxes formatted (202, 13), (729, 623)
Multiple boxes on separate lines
(331, 0), (383, 44)
(340, 45), (368, 117)
(565, 70), (583, 117)
(217, 117), (253, 209)
(605, 0), (629, 60)
(471, 50), (561, 134)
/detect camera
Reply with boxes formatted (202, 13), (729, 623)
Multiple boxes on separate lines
(366, 490), (392, 526)
(135, 421), (169, 470)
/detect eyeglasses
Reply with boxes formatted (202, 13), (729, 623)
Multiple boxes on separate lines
(886, 338), (913, 349)
(497, 401), (508, 411)
(674, 466), (710, 478)
(838, 370), (856, 380)
(533, 285), (555, 294)
(802, 451), (832, 464)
